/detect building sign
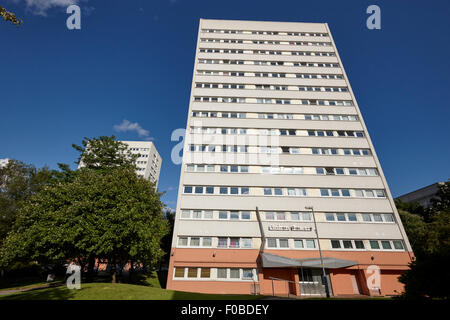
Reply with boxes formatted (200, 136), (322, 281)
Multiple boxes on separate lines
(268, 225), (313, 232)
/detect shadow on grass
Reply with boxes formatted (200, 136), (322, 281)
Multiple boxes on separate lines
(0, 284), (75, 300)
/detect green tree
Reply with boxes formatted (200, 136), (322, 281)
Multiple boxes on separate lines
(0, 160), (56, 246)
(72, 136), (138, 172)
(398, 181), (450, 299)
(0, 5), (22, 27)
(1, 136), (169, 284)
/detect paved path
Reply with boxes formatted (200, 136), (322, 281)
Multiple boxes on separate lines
(0, 283), (62, 296)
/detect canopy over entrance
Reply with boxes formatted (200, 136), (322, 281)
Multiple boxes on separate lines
(261, 252), (358, 269)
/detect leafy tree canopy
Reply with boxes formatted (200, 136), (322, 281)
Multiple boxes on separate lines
(73, 136), (137, 172)
(0, 5), (22, 27)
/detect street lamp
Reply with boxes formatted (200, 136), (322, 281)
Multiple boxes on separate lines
(305, 206), (330, 298)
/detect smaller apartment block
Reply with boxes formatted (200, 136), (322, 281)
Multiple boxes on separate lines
(78, 140), (162, 186)
(121, 141), (162, 186)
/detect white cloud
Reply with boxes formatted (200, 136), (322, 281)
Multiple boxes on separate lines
(113, 119), (153, 140)
(11, 0), (81, 16)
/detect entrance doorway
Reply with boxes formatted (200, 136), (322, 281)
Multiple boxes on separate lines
(298, 268), (332, 296)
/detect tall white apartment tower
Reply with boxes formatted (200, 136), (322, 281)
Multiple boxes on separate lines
(121, 141), (162, 186)
(167, 19), (413, 297)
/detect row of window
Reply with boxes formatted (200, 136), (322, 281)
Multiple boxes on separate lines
(174, 267), (257, 281)
(181, 210), (250, 220)
(188, 145), (371, 156)
(198, 59), (339, 68)
(186, 164), (378, 177)
(201, 38), (332, 47)
(176, 236), (404, 251)
(320, 188), (385, 198)
(325, 212), (394, 223)
(197, 70), (344, 80)
(194, 96), (353, 106)
(129, 147), (150, 151)
(179, 209), (394, 224)
(201, 29), (328, 38)
(183, 186), (386, 198)
(195, 82), (347, 92)
(190, 127), (364, 138)
(331, 239), (404, 251)
(199, 48), (335, 57)
(192, 111), (358, 121)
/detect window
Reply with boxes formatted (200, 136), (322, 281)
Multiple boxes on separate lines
(218, 238), (227, 248)
(279, 239), (289, 248)
(336, 213), (346, 221)
(348, 213), (357, 222)
(174, 267), (185, 278)
(276, 212), (286, 220)
(384, 214), (394, 222)
(393, 240), (404, 250)
(331, 189), (340, 197)
(184, 186), (193, 193)
(220, 187), (228, 194)
(241, 211), (251, 220)
(181, 210), (190, 219)
(331, 240), (341, 249)
(190, 237), (200, 246)
(373, 214), (383, 222)
(192, 211), (202, 219)
(354, 240), (365, 249)
(204, 210), (213, 219)
(370, 240), (380, 249)
(242, 269), (253, 280)
(265, 212), (275, 220)
(219, 211), (228, 219)
(241, 238), (252, 248)
(200, 268), (211, 278)
(187, 268), (198, 278)
(267, 239), (277, 248)
(305, 240), (315, 249)
(320, 189), (330, 196)
(381, 241), (392, 250)
(294, 239), (304, 248)
(291, 212), (300, 220)
(230, 211), (239, 220)
(230, 268), (240, 279)
(229, 238), (240, 248)
(325, 213), (335, 221)
(302, 212), (312, 221)
(202, 237), (212, 247)
(178, 237), (188, 246)
(362, 213), (372, 222)
(343, 240), (353, 249)
(217, 268), (227, 278)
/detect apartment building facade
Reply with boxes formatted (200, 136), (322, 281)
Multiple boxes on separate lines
(121, 141), (162, 186)
(167, 19), (413, 297)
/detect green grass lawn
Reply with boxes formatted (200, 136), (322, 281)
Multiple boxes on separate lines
(0, 282), (263, 300)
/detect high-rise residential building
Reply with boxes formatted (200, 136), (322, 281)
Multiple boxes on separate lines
(121, 141), (162, 186)
(78, 141), (162, 186)
(167, 19), (413, 297)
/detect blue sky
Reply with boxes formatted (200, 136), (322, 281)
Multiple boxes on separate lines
(1, 0), (449, 209)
